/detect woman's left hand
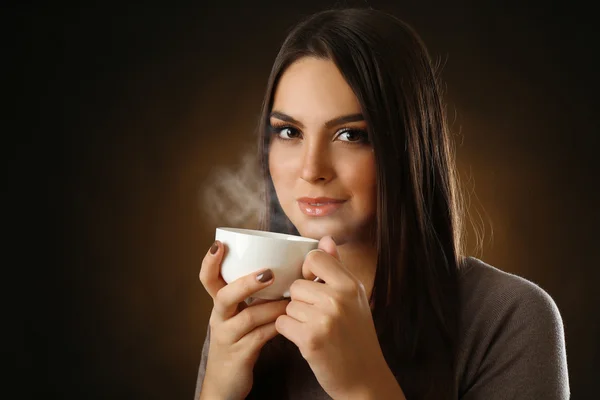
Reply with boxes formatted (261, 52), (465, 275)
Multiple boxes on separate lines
(275, 236), (403, 399)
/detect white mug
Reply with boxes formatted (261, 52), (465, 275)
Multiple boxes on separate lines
(215, 227), (319, 299)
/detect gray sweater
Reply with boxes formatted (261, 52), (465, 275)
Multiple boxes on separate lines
(194, 257), (570, 399)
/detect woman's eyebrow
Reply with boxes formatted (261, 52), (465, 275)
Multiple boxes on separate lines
(270, 111), (304, 128)
(270, 110), (365, 129)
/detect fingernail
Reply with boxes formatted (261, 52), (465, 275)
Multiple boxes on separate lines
(256, 269), (273, 283)
(210, 241), (218, 255)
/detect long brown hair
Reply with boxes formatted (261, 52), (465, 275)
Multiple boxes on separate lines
(255, 8), (465, 399)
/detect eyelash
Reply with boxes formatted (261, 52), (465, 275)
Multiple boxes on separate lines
(268, 124), (370, 145)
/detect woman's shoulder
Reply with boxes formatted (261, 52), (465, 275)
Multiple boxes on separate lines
(456, 257), (569, 398)
(458, 256), (561, 319)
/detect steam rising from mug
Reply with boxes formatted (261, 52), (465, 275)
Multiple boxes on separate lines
(202, 153), (265, 230)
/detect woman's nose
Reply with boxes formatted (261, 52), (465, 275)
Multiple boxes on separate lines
(300, 140), (334, 183)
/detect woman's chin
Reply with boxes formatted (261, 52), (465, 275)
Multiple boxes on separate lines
(295, 220), (349, 241)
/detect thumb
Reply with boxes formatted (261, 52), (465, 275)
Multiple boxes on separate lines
(318, 236), (340, 261)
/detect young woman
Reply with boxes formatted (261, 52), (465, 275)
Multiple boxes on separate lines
(195, 8), (569, 400)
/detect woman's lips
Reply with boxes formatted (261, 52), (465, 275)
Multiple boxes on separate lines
(297, 197), (346, 217)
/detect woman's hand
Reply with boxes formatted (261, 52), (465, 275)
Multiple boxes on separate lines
(275, 236), (404, 399)
(199, 240), (289, 400)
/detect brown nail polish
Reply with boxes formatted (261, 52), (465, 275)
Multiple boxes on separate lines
(210, 241), (218, 254)
(256, 269), (273, 283)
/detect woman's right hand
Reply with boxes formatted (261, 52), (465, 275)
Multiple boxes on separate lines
(198, 240), (289, 400)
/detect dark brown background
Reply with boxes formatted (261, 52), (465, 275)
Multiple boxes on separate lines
(6, 1), (598, 399)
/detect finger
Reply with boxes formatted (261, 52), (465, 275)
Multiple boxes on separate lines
(288, 278), (334, 306)
(318, 236), (340, 260)
(213, 268), (275, 322)
(285, 299), (317, 323)
(301, 235), (339, 282)
(239, 321), (279, 352)
(199, 240), (227, 298)
(301, 249), (354, 289)
(226, 299), (289, 342)
(275, 314), (305, 346)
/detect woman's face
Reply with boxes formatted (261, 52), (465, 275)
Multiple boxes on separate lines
(268, 57), (377, 244)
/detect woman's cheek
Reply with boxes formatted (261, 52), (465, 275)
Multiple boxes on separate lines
(269, 147), (298, 213)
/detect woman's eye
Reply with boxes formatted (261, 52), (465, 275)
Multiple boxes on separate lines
(337, 129), (369, 143)
(273, 126), (301, 140)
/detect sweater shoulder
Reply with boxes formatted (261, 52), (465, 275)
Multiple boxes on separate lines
(456, 257), (569, 399)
